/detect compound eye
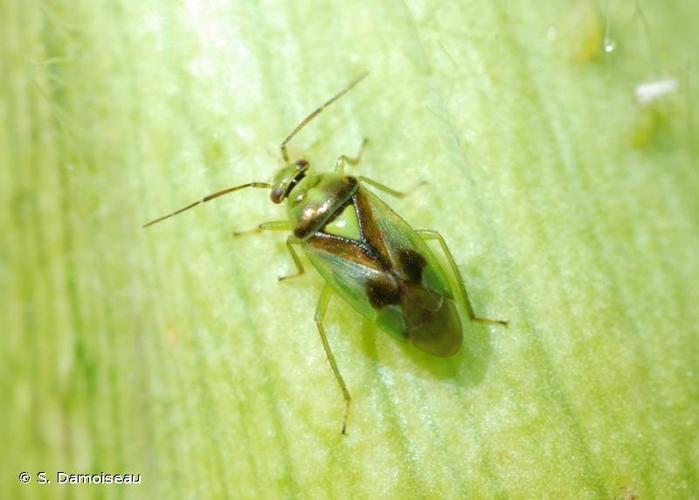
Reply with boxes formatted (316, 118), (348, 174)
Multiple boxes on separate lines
(270, 188), (285, 204)
(295, 159), (309, 170)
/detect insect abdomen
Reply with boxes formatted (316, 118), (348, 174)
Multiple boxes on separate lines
(399, 285), (462, 357)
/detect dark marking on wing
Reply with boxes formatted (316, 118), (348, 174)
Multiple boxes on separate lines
(398, 249), (426, 284)
(310, 186), (439, 319)
(366, 276), (401, 309)
(353, 189), (393, 269)
(307, 231), (383, 270)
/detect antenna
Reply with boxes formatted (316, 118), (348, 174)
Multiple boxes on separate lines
(143, 73), (369, 228)
(143, 182), (271, 228)
(280, 72), (369, 162)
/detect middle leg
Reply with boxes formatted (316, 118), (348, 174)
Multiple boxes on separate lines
(358, 176), (426, 199)
(278, 236), (305, 282)
(232, 222), (305, 282)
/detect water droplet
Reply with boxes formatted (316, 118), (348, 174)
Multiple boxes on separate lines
(603, 38), (616, 53)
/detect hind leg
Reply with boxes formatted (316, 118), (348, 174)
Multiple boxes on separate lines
(418, 230), (508, 326)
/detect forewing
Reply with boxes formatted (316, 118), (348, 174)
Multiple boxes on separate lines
(301, 186), (460, 349)
(302, 234), (381, 321)
(356, 187), (453, 299)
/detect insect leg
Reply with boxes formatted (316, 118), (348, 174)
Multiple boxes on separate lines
(278, 236), (306, 282)
(358, 176), (426, 199)
(232, 220), (292, 237)
(315, 284), (351, 435)
(334, 138), (369, 173)
(417, 230), (508, 327)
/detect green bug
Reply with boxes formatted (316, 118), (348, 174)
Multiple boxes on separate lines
(144, 74), (507, 434)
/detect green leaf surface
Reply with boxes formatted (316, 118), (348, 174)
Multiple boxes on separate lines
(2, 0), (698, 498)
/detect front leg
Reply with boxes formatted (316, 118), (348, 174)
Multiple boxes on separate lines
(334, 138), (369, 173)
(232, 220), (292, 237)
